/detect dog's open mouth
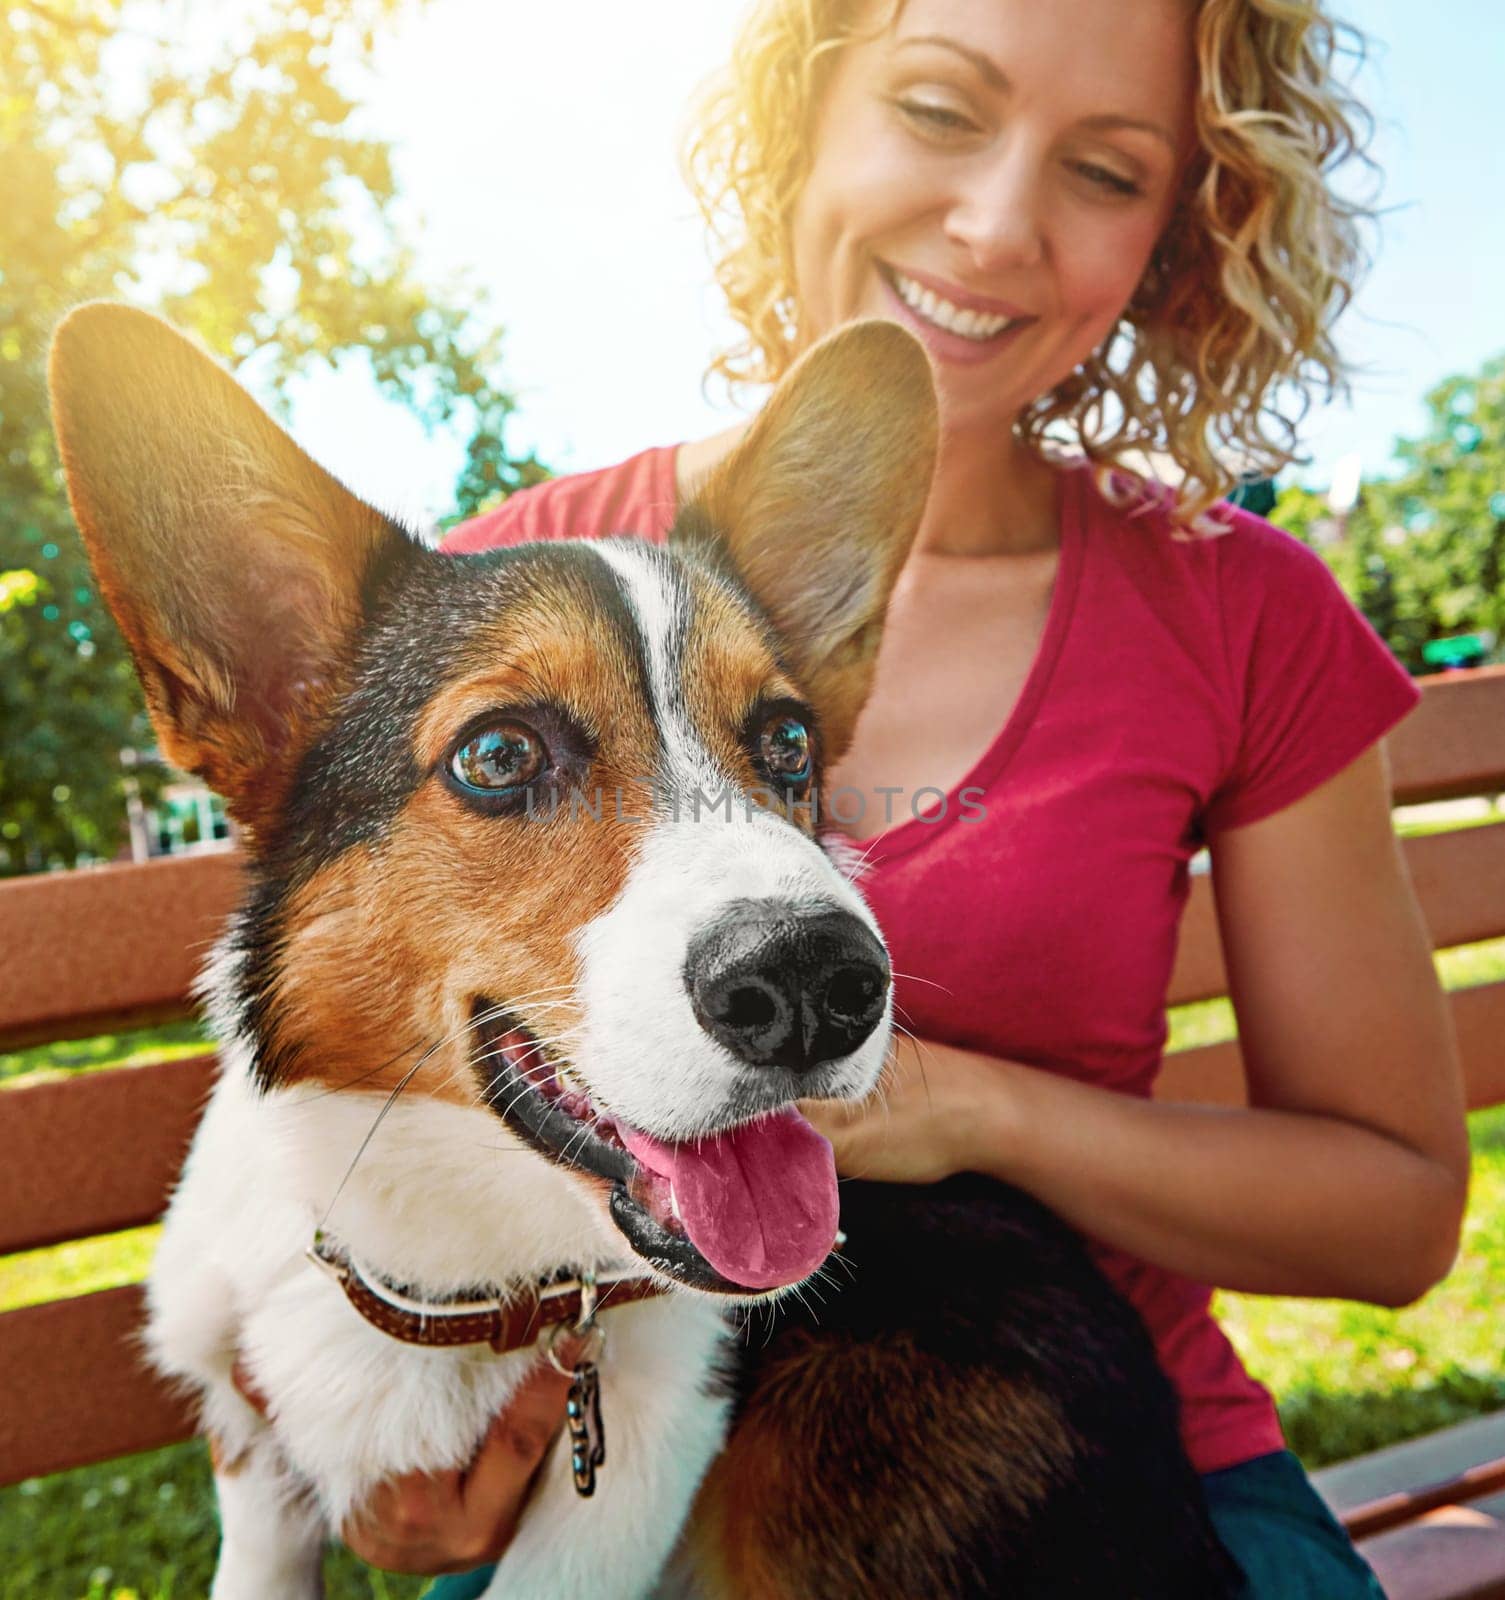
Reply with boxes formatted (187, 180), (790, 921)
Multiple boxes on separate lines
(475, 1002), (840, 1298)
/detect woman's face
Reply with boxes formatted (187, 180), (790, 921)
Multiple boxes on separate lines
(790, 0), (1196, 437)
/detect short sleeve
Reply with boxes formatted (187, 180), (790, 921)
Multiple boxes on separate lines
(439, 489), (543, 553)
(1202, 511), (1420, 833)
(439, 446), (679, 555)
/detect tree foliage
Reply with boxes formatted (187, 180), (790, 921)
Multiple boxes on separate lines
(1275, 353), (1505, 674)
(1, 0), (546, 873)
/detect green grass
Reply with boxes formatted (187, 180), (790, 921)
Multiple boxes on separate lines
(1173, 933), (1505, 1468)
(0, 1441), (429, 1600)
(1394, 802), (1501, 840)
(1218, 1102), (1505, 1467)
(3, 932), (1503, 1594)
(0, 1227), (159, 1314)
(0, 1020), (209, 1088)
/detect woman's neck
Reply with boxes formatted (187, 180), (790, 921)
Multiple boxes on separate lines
(914, 428), (1060, 558)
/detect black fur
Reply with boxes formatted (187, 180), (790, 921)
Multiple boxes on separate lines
(727, 1175), (1243, 1598)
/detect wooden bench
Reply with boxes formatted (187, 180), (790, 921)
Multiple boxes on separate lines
(3, 664), (1505, 1597)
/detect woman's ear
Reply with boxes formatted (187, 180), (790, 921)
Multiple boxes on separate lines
(673, 320), (938, 759)
(49, 302), (405, 838)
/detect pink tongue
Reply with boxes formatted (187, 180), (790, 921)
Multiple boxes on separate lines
(618, 1109), (839, 1290)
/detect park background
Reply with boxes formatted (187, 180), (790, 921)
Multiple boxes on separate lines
(1, 1), (1504, 1595)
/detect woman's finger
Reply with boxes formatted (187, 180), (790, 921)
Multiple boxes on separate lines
(339, 1345), (584, 1573)
(456, 1365), (575, 1554)
(340, 1467), (468, 1572)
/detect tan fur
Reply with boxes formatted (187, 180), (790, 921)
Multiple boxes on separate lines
(689, 321), (938, 761)
(679, 570), (813, 822)
(690, 1332), (1072, 1599)
(49, 305), (390, 839)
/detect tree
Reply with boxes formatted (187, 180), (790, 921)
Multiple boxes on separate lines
(1275, 354), (1505, 674)
(0, 0), (547, 873)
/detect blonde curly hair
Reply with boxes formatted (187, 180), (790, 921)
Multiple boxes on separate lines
(683, 0), (1374, 526)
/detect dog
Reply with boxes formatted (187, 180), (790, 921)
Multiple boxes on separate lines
(50, 305), (1237, 1599)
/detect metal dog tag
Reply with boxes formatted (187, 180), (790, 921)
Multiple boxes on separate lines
(565, 1358), (606, 1497)
(544, 1280), (608, 1500)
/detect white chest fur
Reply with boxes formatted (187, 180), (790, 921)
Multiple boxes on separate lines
(146, 1051), (734, 1600)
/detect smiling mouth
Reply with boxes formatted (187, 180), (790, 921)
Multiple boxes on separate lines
(473, 1002), (835, 1299)
(879, 262), (1030, 342)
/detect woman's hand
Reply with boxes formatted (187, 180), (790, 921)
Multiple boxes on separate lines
(800, 1033), (1000, 1184)
(230, 1345), (582, 1575)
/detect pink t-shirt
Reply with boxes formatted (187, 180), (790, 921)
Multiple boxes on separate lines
(441, 452), (1420, 1474)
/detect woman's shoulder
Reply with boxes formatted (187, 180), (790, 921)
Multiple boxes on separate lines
(440, 444), (680, 555)
(1069, 466), (1417, 830)
(1075, 463), (1343, 608)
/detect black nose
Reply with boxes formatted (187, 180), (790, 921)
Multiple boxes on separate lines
(684, 901), (890, 1072)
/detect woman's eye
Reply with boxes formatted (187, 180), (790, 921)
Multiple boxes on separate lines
(761, 715), (812, 785)
(449, 723), (547, 792)
(896, 97), (978, 138)
(1073, 161), (1142, 198)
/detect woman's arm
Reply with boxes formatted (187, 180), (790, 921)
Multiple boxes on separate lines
(804, 743), (1470, 1307)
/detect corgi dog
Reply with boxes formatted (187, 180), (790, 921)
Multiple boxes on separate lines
(50, 305), (1237, 1600)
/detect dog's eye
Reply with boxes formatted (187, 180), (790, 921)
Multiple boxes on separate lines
(450, 723), (547, 792)
(760, 716), (812, 785)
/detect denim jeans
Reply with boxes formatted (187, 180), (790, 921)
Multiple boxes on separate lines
(424, 1448), (1384, 1599)
(1203, 1448), (1387, 1598)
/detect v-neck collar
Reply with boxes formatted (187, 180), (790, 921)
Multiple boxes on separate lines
(857, 465), (1087, 866)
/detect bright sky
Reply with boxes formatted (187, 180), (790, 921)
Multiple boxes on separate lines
(280, 0), (1505, 526)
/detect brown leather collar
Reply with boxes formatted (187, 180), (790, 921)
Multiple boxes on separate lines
(306, 1233), (670, 1355)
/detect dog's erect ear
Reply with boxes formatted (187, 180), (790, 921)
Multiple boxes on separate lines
(49, 303), (402, 836)
(677, 320), (937, 760)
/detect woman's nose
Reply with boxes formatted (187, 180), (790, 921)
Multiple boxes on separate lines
(943, 137), (1048, 275)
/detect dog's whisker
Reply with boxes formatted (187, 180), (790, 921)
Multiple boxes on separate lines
(785, 1279), (824, 1328)
(299, 1034), (435, 1100)
(315, 1000), (580, 1221)
(797, 1267), (832, 1306)
(888, 969), (952, 995)
(457, 991), (577, 1045)
(489, 1081), (540, 1120)
(317, 1049), (434, 1231)
(558, 1123), (600, 1168)
(464, 1026), (582, 1068)
(820, 1250), (858, 1285)
(885, 1018), (937, 1110)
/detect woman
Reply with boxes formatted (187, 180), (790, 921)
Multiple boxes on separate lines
(342, 0), (1469, 1591)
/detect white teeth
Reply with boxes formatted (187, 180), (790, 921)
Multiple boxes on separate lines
(891, 269), (1015, 341)
(669, 1186), (683, 1224)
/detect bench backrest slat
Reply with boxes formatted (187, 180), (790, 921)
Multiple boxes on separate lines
(1168, 821), (1505, 1007)
(0, 1054), (218, 1256)
(0, 1286), (194, 1485)
(0, 851), (242, 1051)
(1389, 664), (1505, 805)
(1156, 978), (1505, 1111)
